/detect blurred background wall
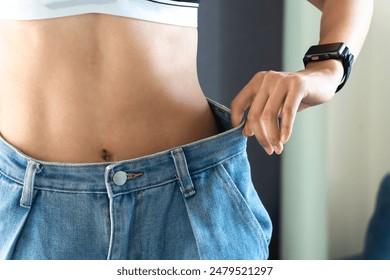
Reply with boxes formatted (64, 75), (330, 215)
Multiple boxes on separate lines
(198, 0), (387, 260)
(326, 0), (390, 259)
(284, 0), (390, 259)
(281, 0), (327, 260)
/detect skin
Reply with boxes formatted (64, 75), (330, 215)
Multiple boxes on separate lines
(0, 15), (219, 162)
(0, 0), (373, 163)
(231, 0), (374, 155)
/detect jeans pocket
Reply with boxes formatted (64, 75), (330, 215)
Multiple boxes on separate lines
(216, 161), (272, 254)
(181, 153), (271, 260)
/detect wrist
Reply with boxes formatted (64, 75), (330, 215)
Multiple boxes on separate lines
(303, 59), (344, 90)
(302, 43), (354, 92)
(305, 59), (344, 77)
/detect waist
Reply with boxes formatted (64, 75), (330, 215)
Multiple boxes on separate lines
(0, 98), (246, 194)
(0, 84), (218, 162)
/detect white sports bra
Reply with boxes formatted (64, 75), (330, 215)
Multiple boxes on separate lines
(0, 0), (200, 27)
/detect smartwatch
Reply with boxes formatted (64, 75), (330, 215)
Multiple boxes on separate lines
(303, 42), (354, 93)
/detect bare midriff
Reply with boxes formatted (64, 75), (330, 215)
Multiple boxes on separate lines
(0, 14), (219, 163)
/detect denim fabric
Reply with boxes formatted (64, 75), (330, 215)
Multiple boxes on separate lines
(0, 98), (272, 260)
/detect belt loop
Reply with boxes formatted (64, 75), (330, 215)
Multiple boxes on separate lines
(20, 160), (41, 208)
(171, 147), (196, 198)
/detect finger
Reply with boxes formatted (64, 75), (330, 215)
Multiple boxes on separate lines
(280, 88), (303, 144)
(251, 114), (274, 155)
(262, 84), (288, 154)
(231, 88), (252, 128)
(245, 85), (274, 154)
(231, 73), (265, 127)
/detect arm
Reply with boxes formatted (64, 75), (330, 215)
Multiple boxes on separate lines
(230, 0), (373, 155)
(310, 0), (372, 54)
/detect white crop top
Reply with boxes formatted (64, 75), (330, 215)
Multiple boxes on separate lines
(0, 0), (200, 27)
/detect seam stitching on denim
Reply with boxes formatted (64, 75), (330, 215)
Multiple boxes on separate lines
(216, 164), (268, 257)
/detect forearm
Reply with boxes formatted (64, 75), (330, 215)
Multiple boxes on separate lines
(231, 0), (374, 154)
(309, 0), (373, 58)
(302, 0), (374, 97)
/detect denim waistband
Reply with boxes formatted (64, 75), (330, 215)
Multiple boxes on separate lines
(0, 98), (247, 195)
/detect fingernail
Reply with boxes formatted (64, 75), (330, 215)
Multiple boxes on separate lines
(274, 145), (284, 155)
(265, 147), (274, 155)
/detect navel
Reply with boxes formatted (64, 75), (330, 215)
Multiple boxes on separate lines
(100, 149), (111, 161)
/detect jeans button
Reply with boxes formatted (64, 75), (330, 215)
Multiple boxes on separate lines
(113, 171), (127, 186)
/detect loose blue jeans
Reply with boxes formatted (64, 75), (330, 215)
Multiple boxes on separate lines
(0, 98), (272, 260)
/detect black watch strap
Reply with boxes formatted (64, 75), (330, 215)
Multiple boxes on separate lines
(336, 50), (354, 92)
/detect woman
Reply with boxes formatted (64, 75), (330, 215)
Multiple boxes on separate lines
(0, 0), (372, 259)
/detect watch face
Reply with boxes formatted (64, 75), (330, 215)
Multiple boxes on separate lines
(303, 43), (347, 64)
(306, 43), (345, 56)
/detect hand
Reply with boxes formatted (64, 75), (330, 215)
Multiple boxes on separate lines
(230, 59), (344, 155)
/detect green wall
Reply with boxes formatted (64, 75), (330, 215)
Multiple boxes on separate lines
(281, 0), (328, 259)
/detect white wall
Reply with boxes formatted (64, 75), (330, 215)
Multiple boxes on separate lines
(283, 0), (390, 259)
(327, 0), (390, 259)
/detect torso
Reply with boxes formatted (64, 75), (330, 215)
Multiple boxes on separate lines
(0, 14), (218, 163)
